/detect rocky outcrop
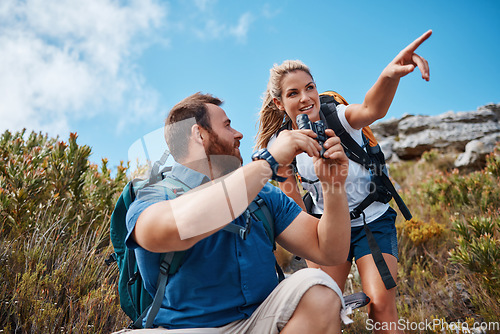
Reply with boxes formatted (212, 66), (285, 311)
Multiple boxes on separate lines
(370, 103), (500, 168)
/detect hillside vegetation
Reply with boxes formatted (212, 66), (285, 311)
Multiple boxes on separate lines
(1, 129), (499, 333)
(0, 130), (130, 332)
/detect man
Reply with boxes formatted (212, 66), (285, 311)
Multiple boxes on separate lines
(123, 92), (351, 333)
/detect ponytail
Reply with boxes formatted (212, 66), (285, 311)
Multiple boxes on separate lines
(254, 91), (288, 150)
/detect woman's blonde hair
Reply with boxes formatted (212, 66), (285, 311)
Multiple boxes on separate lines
(254, 60), (313, 149)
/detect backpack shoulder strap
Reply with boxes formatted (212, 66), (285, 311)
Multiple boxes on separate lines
(319, 97), (373, 170)
(321, 90), (349, 106)
(141, 251), (186, 328)
(140, 173), (191, 328)
(247, 195), (286, 282)
(147, 149), (171, 186)
(320, 101), (412, 220)
(362, 126), (378, 147)
(277, 119), (293, 136)
(248, 195), (275, 248)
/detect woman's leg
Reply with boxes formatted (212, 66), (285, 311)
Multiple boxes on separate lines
(356, 254), (402, 334)
(305, 260), (352, 293)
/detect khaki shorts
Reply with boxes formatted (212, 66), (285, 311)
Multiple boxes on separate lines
(113, 268), (350, 334)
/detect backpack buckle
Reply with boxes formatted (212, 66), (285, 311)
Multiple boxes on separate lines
(172, 188), (185, 196)
(239, 229), (249, 240)
(350, 209), (362, 220)
(128, 271), (139, 285)
(159, 260), (171, 276)
(105, 253), (117, 266)
(239, 210), (253, 240)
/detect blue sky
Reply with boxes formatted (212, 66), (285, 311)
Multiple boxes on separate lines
(1, 0), (499, 172)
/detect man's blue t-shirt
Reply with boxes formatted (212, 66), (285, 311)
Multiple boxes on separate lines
(125, 162), (303, 329)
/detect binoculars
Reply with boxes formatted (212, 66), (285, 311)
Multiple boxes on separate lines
(296, 114), (327, 158)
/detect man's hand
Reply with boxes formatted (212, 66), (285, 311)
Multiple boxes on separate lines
(312, 129), (348, 186)
(268, 128), (348, 185)
(383, 29), (432, 81)
(268, 129), (322, 177)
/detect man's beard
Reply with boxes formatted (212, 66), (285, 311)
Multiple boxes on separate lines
(204, 131), (242, 177)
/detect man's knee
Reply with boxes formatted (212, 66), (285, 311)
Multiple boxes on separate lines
(283, 271), (344, 332)
(301, 284), (341, 319)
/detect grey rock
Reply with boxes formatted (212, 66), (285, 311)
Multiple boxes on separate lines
(370, 117), (400, 137)
(455, 133), (500, 168)
(378, 137), (395, 161)
(370, 104), (500, 167)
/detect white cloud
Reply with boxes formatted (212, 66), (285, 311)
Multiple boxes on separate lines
(194, 0), (216, 12)
(191, 12), (254, 43)
(229, 13), (254, 43)
(261, 3), (281, 19)
(0, 0), (167, 137)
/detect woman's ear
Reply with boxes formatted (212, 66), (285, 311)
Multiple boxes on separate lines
(273, 97), (284, 111)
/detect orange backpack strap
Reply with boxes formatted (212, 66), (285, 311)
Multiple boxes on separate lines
(321, 90), (379, 148)
(320, 90), (349, 106)
(362, 126), (378, 147)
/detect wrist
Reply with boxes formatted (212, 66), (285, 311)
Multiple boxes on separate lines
(252, 159), (273, 181)
(251, 148), (287, 182)
(321, 181), (346, 195)
(380, 66), (402, 82)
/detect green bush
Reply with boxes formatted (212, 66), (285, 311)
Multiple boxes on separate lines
(0, 129), (129, 333)
(485, 145), (500, 177)
(374, 144), (500, 333)
(420, 166), (500, 214)
(449, 215), (500, 322)
(2, 128), (499, 333)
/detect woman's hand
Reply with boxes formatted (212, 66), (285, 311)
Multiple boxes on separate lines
(268, 129), (321, 177)
(313, 129), (349, 187)
(346, 29), (432, 130)
(383, 29), (432, 81)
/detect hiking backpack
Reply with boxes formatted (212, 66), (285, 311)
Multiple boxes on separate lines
(280, 90), (412, 290)
(107, 152), (282, 329)
(318, 90), (412, 222)
(322, 91), (411, 290)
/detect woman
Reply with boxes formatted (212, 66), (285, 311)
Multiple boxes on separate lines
(255, 30), (431, 333)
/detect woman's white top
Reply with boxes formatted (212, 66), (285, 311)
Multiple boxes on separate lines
(268, 104), (389, 227)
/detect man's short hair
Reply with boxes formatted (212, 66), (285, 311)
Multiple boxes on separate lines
(165, 92), (223, 161)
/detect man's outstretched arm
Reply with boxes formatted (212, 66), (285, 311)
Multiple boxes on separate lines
(132, 129), (322, 253)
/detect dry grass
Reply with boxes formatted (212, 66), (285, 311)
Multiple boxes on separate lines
(1, 129), (499, 333)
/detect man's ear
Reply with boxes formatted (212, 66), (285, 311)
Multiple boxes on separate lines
(273, 97), (284, 111)
(191, 124), (204, 144)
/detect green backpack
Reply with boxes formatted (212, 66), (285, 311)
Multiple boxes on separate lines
(107, 152), (281, 329)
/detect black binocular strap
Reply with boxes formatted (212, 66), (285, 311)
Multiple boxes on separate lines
(361, 213), (397, 290)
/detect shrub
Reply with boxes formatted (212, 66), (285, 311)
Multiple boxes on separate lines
(398, 217), (445, 247)
(485, 145), (500, 177)
(377, 144), (500, 333)
(0, 129), (129, 333)
(449, 215), (500, 321)
(420, 166), (500, 215)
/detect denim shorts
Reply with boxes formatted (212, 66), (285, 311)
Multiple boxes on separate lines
(347, 207), (398, 263)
